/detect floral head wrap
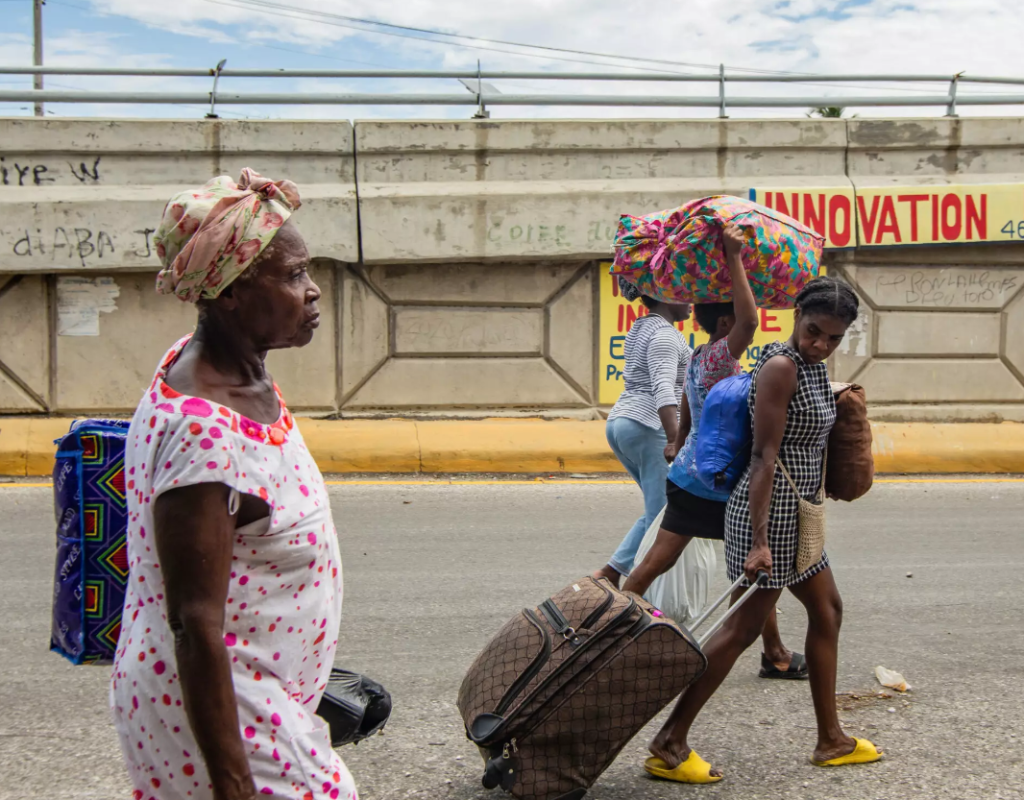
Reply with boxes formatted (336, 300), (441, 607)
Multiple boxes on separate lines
(154, 168), (301, 303)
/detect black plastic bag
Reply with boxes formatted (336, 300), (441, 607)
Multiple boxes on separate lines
(316, 668), (392, 747)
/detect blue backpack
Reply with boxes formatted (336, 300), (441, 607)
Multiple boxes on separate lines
(695, 373), (753, 494)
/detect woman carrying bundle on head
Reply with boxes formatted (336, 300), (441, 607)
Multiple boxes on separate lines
(622, 221), (806, 682)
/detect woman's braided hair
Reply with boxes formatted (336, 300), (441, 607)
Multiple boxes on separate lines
(794, 276), (860, 325)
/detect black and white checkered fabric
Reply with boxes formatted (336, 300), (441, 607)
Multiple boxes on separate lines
(725, 341), (836, 589)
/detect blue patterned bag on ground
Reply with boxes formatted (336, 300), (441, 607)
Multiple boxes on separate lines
(51, 419), (131, 664)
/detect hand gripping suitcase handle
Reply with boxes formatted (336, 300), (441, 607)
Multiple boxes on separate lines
(692, 571), (769, 649)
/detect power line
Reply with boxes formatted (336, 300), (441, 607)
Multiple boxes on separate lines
(201, 0), (987, 95)
(45, 0), (461, 72)
(44, 0), (701, 95)
(41, 0), (1004, 100)
(201, 0), (705, 75)
(51, 0), (976, 89)
(204, 0), (728, 73)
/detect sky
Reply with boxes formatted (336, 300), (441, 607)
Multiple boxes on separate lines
(0, 0), (1021, 121)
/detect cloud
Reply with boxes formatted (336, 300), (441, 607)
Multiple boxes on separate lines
(3, 0), (1021, 120)
(89, 0), (242, 44)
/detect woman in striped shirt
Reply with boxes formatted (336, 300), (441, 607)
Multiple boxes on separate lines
(594, 282), (692, 587)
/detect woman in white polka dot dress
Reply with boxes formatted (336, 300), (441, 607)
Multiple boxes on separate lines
(110, 170), (357, 800)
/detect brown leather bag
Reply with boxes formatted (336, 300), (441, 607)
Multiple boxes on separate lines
(827, 382), (874, 502)
(457, 577), (706, 800)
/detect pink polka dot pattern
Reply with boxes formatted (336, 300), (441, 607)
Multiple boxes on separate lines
(110, 336), (357, 800)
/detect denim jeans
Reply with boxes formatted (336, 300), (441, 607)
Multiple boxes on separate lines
(605, 416), (669, 576)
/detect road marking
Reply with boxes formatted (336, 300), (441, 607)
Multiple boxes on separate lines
(3, 477), (1024, 489)
(322, 479), (636, 485)
(874, 477), (1024, 484)
(325, 478), (1024, 486)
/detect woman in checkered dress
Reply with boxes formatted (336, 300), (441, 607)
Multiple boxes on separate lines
(643, 277), (884, 785)
(723, 336), (834, 588)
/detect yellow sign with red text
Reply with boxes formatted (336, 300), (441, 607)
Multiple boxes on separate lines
(750, 184), (1024, 248)
(749, 187), (857, 249)
(852, 185), (1023, 246)
(598, 267), (793, 406)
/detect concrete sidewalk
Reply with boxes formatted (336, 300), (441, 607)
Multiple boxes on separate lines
(2, 417), (1024, 476)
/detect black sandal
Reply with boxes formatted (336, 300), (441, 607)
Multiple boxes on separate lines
(759, 651), (809, 680)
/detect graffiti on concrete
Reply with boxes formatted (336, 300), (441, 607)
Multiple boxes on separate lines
(872, 270), (1019, 308)
(6, 225), (156, 267)
(133, 227), (157, 259)
(12, 228), (116, 266)
(68, 158), (103, 183)
(483, 219), (618, 248)
(487, 221), (570, 246)
(586, 220), (617, 244)
(0, 156), (102, 186)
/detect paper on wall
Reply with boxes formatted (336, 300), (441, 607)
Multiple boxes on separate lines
(57, 277), (120, 336)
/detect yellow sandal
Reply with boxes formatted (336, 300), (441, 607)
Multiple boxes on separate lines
(644, 750), (723, 784)
(811, 738), (884, 767)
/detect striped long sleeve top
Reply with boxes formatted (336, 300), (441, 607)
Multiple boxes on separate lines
(607, 314), (692, 430)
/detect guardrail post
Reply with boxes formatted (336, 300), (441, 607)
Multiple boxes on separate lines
(206, 58), (226, 119)
(946, 71), (963, 117)
(718, 63), (728, 119)
(472, 60), (489, 119)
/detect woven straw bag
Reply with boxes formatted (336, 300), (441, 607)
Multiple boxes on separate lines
(776, 457), (827, 574)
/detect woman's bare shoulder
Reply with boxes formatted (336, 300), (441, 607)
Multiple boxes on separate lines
(756, 355), (798, 396)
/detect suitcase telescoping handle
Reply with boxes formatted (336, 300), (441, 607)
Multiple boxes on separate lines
(691, 571), (769, 649)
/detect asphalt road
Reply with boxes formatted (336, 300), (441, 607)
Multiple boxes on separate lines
(1, 479), (1022, 800)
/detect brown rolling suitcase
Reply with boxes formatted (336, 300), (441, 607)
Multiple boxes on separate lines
(457, 572), (767, 800)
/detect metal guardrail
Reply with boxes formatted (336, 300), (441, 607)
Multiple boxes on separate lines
(2, 65), (1024, 118)
(4, 66), (1024, 83)
(7, 90), (1024, 107)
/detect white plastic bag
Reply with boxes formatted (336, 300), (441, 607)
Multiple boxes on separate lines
(631, 505), (717, 627)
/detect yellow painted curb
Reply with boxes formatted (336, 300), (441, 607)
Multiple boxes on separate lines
(0, 418), (73, 477)
(2, 417), (1024, 476)
(0, 420), (28, 476)
(416, 418), (622, 474)
(870, 421), (1024, 474)
(301, 419), (420, 474)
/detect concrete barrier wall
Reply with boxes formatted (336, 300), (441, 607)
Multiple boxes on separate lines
(832, 119), (1024, 421)
(355, 119), (850, 263)
(0, 119), (357, 414)
(2, 117), (1023, 420)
